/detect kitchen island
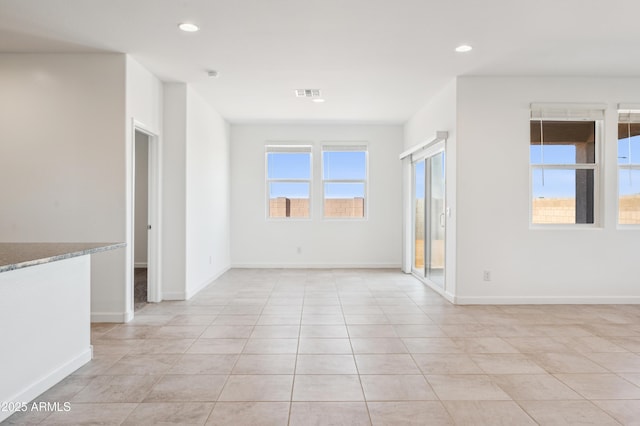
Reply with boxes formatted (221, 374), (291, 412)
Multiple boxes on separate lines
(0, 242), (124, 422)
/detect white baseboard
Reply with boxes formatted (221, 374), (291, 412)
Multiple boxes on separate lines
(0, 348), (92, 423)
(91, 312), (130, 323)
(162, 268), (230, 300)
(161, 266), (231, 301)
(442, 291), (456, 304)
(231, 263), (401, 269)
(162, 291), (186, 301)
(185, 266), (231, 300)
(454, 296), (640, 305)
(411, 273), (455, 304)
(134, 262), (148, 268)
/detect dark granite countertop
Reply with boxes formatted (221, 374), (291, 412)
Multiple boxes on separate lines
(0, 242), (126, 273)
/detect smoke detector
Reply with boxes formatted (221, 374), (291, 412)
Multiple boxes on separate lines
(295, 89), (321, 98)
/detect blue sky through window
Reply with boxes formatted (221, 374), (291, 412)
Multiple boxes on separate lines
(618, 135), (640, 197)
(267, 150), (367, 199)
(531, 143), (588, 198)
(532, 168), (581, 199)
(414, 160), (425, 199)
(530, 136), (640, 197)
(269, 182), (309, 198)
(325, 182), (365, 199)
(323, 151), (366, 198)
(620, 169), (640, 196)
(323, 151), (366, 180)
(267, 153), (310, 179)
(268, 152), (311, 199)
(530, 144), (577, 164)
(618, 134), (640, 165)
(413, 156), (445, 199)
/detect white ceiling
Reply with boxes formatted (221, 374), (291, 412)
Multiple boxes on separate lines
(2, 0), (640, 123)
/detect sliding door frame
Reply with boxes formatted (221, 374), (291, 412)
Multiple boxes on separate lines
(411, 141), (446, 288)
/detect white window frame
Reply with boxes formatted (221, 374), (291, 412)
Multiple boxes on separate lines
(529, 103), (604, 228)
(265, 144), (313, 220)
(617, 106), (640, 228)
(321, 143), (368, 220)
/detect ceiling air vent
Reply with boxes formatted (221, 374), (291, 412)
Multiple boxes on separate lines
(295, 89), (321, 98)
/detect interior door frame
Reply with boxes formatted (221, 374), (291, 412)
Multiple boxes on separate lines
(131, 120), (162, 310)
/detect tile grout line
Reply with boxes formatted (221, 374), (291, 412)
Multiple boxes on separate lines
(340, 279), (374, 426)
(197, 300), (231, 425)
(286, 273), (304, 426)
(202, 287), (259, 423)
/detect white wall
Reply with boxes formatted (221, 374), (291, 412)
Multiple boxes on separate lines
(404, 80), (457, 150)
(404, 80), (457, 298)
(230, 124), (403, 268)
(0, 54), (165, 321)
(126, 57), (163, 136)
(162, 83), (231, 299)
(124, 56), (163, 319)
(134, 131), (149, 266)
(185, 87), (231, 297)
(161, 83), (187, 299)
(0, 53), (127, 319)
(456, 76), (640, 303)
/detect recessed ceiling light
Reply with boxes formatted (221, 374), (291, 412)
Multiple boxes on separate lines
(312, 98), (325, 103)
(178, 23), (199, 32)
(455, 44), (473, 53)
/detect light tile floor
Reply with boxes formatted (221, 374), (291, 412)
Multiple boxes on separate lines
(6, 268), (640, 425)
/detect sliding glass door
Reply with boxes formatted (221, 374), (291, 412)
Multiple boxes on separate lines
(412, 143), (445, 288)
(427, 150), (445, 286)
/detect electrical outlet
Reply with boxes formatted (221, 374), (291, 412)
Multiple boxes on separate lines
(483, 270), (491, 281)
(209, 256), (212, 264)
(297, 247), (302, 254)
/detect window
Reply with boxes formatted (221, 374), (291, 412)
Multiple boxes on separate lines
(266, 145), (312, 218)
(618, 110), (640, 225)
(530, 105), (603, 225)
(322, 145), (367, 218)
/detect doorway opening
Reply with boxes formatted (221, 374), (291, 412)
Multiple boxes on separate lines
(131, 122), (161, 317)
(134, 130), (150, 311)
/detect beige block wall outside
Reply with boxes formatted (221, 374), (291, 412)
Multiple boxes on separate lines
(324, 198), (364, 218)
(289, 198), (309, 218)
(532, 198), (576, 224)
(619, 194), (640, 224)
(269, 197), (291, 218)
(415, 199), (425, 237)
(532, 194), (640, 224)
(268, 198), (364, 218)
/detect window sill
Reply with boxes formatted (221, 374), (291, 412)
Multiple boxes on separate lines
(322, 217), (369, 222)
(616, 224), (640, 230)
(266, 218), (312, 222)
(529, 224), (602, 231)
